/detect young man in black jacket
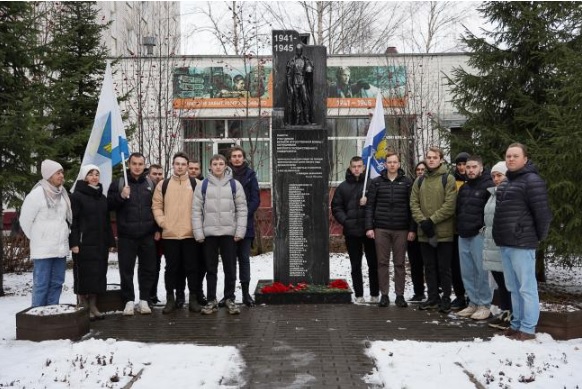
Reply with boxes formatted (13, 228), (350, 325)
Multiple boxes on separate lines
(332, 156), (379, 304)
(365, 152), (415, 308)
(108, 153), (158, 315)
(455, 156), (493, 320)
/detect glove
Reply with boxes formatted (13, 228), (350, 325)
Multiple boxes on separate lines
(420, 219), (435, 238)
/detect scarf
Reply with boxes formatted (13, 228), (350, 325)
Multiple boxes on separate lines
(34, 179), (72, 224)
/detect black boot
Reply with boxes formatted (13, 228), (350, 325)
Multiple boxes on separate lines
(175, 290), (185, 309)
(163, 292), (176, 314)
(189, 294), (202, 313)
(242, 282), (255, 307)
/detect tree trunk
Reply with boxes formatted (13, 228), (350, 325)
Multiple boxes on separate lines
(535, 248), (546, 283)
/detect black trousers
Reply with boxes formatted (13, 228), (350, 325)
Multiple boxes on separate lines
(451, 234), (466, 299)
(175, 241), (206, 298)
(163, 238), (200, 298)
(491, 270), (512, 312)
(407, 239), (425, 296)
(345, 236), (379, 297)
(420, 242), (453, 301)
(117, 235), (157, 303)
(204, 236), (237, 301)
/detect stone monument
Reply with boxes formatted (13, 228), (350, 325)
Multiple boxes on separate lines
(271, 30), (329, 286)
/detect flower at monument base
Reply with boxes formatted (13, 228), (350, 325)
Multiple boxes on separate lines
(328, 279), (349, 290)
(260, 280), (349, 294)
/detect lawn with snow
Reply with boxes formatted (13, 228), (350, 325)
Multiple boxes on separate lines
(1, 252), (581, 388)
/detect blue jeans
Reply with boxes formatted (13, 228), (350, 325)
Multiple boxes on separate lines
(500, 247), (539, 334)
(32, 257), (66, 307)
(459, 235), (492, 306)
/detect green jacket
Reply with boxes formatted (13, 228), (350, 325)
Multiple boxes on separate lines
(410, 163), (457, 242)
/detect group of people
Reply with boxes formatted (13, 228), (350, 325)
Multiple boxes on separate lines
(332, 143), (552, 341)
(20, 146), (260, 319)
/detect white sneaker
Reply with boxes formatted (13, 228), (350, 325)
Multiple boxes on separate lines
(354, 297), (365, 304)
(369, 296), (379, 303)
(123, 301), (135, 316)
(136, 300), (151, 315)
(456, 305), (477, 318)
(471, 306), (491, 321)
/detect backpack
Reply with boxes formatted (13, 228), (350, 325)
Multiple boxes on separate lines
(161, 176), (198, 198)
(417, 173), (450, 190)
(118, 176), (155, 193)
(201, 177), (237, 207)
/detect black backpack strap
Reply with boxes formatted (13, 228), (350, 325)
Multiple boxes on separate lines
(229, 178), (236, 200)
(161, 178), (170, 197)
(417, 174), (448, 190)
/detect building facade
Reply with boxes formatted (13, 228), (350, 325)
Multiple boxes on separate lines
(112, 52), (472, 184)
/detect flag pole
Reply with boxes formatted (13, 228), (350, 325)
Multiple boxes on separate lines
(362, 156), (372, 198)
(121, 150), (128, 191)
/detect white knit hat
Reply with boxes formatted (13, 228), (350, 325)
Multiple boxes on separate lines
(79, 164), (100, 180)
(491, 161), (507, 175)
(41, 159), (64, 180)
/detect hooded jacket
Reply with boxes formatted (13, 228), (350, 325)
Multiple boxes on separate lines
(192, 167), (248, 240)
(331, 168), (369, 237)
(493, 161), (552, 249)
(456, 170), (493, 238)
(410, 163), (457, 242)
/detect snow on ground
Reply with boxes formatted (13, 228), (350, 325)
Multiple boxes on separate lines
(1, 252), (582, 388)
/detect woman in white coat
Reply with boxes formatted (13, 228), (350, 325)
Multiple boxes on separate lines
(20, 160), (72, 307)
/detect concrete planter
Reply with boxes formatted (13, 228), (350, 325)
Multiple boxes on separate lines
(537, 309), (582, 340)
(16, 304), (89, 342)
(254, 279), (352, 305)
(97, 284), (124, 312)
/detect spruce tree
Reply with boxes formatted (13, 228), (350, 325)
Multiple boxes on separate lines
(449, 1), (582, 264)
(42, 1), (110, 183)
(0, 2), (48, 294)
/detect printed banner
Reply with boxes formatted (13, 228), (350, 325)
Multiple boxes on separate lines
(173, 65), (273, 109)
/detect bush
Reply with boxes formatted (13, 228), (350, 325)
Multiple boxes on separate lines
(2, 233), (32, 273)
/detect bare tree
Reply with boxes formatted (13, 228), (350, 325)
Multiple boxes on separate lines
(115, 2), (183, 173)
(263, 1), (407, 54)
(401, 1), (476, 53)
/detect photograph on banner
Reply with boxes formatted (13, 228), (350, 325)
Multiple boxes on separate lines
(326, 65), (407, 108)
(173, 65), (273, 109)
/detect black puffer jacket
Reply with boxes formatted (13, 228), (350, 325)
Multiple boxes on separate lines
(456, 171), (493, 238)
(70, 180), (115, 294)
(493, 162), (552, 249)
(108, 171), (158, 239)
(331, 168), (368, 237)
(365, 169), (414, 231)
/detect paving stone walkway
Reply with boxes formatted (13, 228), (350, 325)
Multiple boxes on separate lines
(89, 303), (497, 388)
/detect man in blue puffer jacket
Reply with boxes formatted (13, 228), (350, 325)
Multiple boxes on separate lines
(493, 143), (552, 341)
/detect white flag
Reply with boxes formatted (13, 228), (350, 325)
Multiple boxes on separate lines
(74, 62), (129, 194)
(362, 92), (387, 179)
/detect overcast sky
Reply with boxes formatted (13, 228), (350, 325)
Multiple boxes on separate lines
(179, 1), (489, 55)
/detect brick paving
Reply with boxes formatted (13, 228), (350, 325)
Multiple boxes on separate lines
(89, 303), (497, 388)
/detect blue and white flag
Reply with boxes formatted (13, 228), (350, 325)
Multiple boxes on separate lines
(74, 62), (129, 194)
(362, 92), (387, 179)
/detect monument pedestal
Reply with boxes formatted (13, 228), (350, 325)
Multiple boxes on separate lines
(272, 125), (329, 287)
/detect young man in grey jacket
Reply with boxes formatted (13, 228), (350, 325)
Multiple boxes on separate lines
(192, 154), (247, 315)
